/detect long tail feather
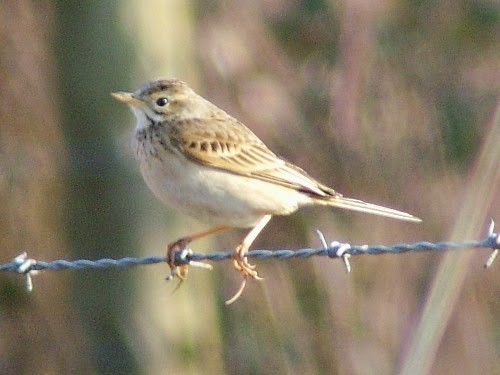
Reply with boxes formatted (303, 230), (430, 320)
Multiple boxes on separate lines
(318, 196), (421, 222)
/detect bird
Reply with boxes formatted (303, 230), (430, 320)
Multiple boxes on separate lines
(112, 78), (421, 303)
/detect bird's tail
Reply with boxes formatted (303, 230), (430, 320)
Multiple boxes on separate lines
(316, 195), (421, 222)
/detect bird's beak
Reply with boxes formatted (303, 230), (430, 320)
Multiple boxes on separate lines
(111, 91), (144, 108)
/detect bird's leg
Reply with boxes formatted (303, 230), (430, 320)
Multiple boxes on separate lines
(232, 215), (272, 278)
(226, 215), (272, 304)
(167, 226), (231, 281)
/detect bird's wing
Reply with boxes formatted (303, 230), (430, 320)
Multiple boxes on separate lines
(167, 115), (422, 223)
(168, 115), (337, 198)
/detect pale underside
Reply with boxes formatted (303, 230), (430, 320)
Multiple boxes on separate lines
(134, 134), (319, 227)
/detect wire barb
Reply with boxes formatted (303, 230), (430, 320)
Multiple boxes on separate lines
(316, 230), (351, 273)
(12, 252), (38, 292)
(484, 220), (498, 268)
(166, 248), (213, 281)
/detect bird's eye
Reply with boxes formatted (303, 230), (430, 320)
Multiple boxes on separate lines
(156, 97), (168, 107)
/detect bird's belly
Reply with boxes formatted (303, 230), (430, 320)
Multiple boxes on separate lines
(137, 152), (307, 228)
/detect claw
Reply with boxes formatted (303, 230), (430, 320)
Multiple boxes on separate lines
(171, 277), (185, 294)
(167, 238), (191, 270)
(225, 252), (263, 304)
(225, 276), (248, 305)
(165, 240), (212, 289)
(232, 251), (262, 280)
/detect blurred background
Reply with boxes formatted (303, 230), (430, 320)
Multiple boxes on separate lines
(0, 0), (498, 374)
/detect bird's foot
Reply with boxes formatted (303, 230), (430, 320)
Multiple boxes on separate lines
(166, 238), (213, 289)
(225, 245), (263, 305)
(166, 238), (191, 282)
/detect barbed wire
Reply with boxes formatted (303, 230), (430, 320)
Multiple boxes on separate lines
(1, 221), (497, 292)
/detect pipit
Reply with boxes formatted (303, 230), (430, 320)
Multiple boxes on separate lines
(112, 79), (421, 303)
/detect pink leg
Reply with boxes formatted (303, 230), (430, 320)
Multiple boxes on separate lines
(226, 215), (272, 304)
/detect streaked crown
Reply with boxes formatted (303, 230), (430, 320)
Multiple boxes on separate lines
(112, 79), (214, 123)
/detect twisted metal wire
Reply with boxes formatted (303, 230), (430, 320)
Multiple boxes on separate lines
(1, 221), (498, 292)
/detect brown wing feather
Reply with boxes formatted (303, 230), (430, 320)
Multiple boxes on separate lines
(168, 114), (338, 198)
